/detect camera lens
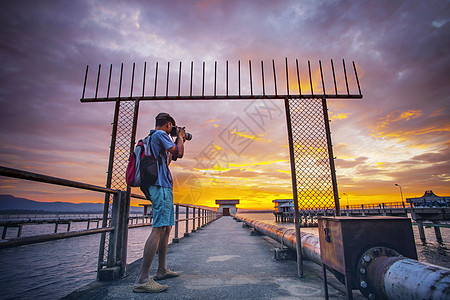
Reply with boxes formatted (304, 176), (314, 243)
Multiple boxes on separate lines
(170, 126), (192, 140)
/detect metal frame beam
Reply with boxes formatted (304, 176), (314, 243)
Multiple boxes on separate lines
(81, 94), (362, 103)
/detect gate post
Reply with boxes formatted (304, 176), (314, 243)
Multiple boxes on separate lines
(284, 97), (304, 278)
(116, 190), (131, 278)
(98, 190), (124, 281)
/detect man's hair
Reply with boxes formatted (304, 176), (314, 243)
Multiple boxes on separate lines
(155, 112), (175, 128)
(155, 118), (169, 127)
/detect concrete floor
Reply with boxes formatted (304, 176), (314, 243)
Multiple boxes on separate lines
(65, 216), (365, 299)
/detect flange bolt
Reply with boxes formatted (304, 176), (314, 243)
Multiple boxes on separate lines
(360, 281), (368, 289)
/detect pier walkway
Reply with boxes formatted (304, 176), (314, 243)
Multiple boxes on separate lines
(66, 216), (364, 299)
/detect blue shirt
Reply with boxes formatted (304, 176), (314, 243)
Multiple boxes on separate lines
(150, 130), (175, 189)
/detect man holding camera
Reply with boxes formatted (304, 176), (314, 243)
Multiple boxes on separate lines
(134, 112), (186, 293)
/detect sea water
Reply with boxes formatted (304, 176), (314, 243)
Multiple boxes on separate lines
(0, 212), (448, 299)
(0, 214), (195, 300)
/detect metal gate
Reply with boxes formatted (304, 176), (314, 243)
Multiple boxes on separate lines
(81, 58), (362, 277)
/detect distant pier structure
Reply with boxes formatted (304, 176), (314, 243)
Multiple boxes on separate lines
(216, 199), (239, 216)
(407, 190), (450, 207)
(407, 190), (450, 243)
(273, 199), (294, 222)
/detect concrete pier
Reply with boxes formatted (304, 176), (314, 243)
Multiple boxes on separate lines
(65, 216), (364, 299)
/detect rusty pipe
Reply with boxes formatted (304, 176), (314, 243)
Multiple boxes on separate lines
(367, 256), (450, 300)
(234, 215), (321, 265)
(234, 215), (450, 300)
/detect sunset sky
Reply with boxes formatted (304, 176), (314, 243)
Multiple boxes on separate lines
(0, 0), (449, 210)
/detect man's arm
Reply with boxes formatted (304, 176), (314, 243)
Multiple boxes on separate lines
(167, 127), (185, 159)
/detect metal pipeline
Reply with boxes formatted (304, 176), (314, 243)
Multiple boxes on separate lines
(234, 215), (450, 300)
(366, 256), (450, 300)
(234, 216), (321, 264)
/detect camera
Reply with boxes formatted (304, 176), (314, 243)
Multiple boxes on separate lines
(170, 126), (192, 141)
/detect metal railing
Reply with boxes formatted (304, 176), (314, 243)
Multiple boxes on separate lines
(0, 213), (143, 220)
(274, 202), (412, 226)
(0, 166), (218, 280)
(342, 201), (407, 210)
(0, 214), (154, 239)
(172, 203), (216, 242)
(0, 166), (121, 249)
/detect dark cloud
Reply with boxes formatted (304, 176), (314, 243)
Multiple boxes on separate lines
(410, 144), (450, 164)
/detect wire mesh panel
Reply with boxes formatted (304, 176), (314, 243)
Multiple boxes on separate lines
(286, 98), (336, 210)
(110, 100), (135, 191)
(99, 100), (135, 270)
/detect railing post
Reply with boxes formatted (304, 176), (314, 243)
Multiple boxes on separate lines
(17, 225), (22, 238)
(418, 220), (426, 243)
(197, 207), (201, 229)
(184, 206), (189, 237)
(433, 222), (443, 243)
(2, 226), (7, 239)
(402, 201), (407, 216)
(192, 207), (196, 232)
(107, 192), (120, 268)
(173, 204), (180, 243)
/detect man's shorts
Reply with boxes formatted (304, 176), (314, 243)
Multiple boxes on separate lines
(147, 185), (174, 227)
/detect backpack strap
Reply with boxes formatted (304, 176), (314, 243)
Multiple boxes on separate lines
(148, 131), (156, 160)
(147, 131), (166, 163)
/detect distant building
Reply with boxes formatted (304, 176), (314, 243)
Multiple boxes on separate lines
(215, 199), (239, 216)
(273, 199), (294, 213)
(406, 190), (450, 207)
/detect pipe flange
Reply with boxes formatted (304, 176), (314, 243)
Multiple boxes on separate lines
(356, 246), (401, 300)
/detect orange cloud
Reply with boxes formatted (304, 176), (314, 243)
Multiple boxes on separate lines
(374, 124), (450, 139)
(377, 110), (422, 129)
(330, 112), (351, 121)
(228, 129), (264, 141)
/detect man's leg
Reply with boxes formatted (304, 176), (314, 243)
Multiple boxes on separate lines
(155, 226), (171, 277)
(135, 227), (165, 285)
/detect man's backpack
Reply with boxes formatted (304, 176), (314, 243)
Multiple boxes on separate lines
(126, 132), (159, 187)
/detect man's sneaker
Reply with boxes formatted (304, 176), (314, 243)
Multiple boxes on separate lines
(154, 268), (180, 281)
(133, 278), (168, 293)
